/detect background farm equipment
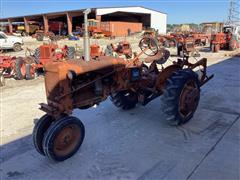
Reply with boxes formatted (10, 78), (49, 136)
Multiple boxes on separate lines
(0, 43), (75, 86)
(176, 35), (200, 57)
(142, 29), (158, 38)
(189, 32), (210, 46)
(105, 41), (133, 59)
(48, 21), (67, 36)
(33, 9), (214, 162)
(25, 43), (75, 78)
(16, 22), (40, 36)
(83, 19), (112, 38)
(158, 34), (178, 48)
(0, 55), (16, 86)
(210, 25), (240, 52)
(34, 30), (56, 41)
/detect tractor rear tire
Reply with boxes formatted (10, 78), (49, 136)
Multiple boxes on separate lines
(211, 44), (219, 52)
(110, 90), (138, 110)
(66, 46), (75, 59)
(161, 69), (200, 126)
(164, 40), (170, 48)
(105, 44), (114, 57)
(0, 74), (5, 87)
(177, 44), (183, 56)
(26, 64), (35, 80)
(36, 33), (44, 41)
(33, 48), (40, 64)
(42, 116), (85, 162)
(229, 36), (237, 51)
(15, 58), (26, 80)
(33, 114), (53, 156)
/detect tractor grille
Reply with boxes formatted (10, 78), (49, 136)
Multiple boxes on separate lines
(44, 70), (60, 102)
(40, 46), (51, 59)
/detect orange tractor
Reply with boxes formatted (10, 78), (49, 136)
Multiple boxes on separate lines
(33, 37), (213, 162)
(176, 35), (199, 57)
(210, 25), (240, 52)
(32, 8), (214, 162)
(89, 41), (133, 59)
(105, 41), (133, 59)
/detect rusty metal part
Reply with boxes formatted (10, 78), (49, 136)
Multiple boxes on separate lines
(179, 79), (200, 118)
(144, 49), (170, 64)
(53, 123), (81, 157)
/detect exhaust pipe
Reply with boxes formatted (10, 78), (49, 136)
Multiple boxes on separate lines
(83, 8), (91, 61)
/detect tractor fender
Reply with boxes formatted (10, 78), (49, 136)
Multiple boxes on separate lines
(156, 64), (181, 92)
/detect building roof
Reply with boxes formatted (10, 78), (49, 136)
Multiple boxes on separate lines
(0, 6), (166, 22)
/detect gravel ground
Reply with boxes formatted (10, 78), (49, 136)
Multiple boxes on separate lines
(0, 36), (239, 180)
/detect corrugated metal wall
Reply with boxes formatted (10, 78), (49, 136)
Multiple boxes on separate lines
(101, 21), (142, 36)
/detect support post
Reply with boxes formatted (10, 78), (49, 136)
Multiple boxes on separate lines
(66, 12), (73, 35)
(96, 15), (101, 28)
(23, 17), (30, 34)
(8, 19), (13, 33)
(43, 15), (49, 34)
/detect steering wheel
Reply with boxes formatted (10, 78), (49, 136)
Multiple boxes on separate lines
(139, 37), (158, 57)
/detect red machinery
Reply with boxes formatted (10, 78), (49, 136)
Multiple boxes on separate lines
(211, 25), (240, 52)
(190, 32), (210, 46)
(90, 44), (102, 58)
(105, 41), (133, 59)
(176, 35), (199, 57)
(24, 43), (75, 79)
(34, 30), (56, 41)
(0, 43), (75, 86)
(0, 56), (16, 86)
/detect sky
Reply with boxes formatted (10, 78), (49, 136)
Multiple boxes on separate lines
(0, 0), (235, 24)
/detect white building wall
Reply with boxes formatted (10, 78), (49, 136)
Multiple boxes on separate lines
(96, 7), (167, 34)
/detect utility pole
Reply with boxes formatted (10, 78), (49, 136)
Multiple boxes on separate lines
(226, 0), (240, 25)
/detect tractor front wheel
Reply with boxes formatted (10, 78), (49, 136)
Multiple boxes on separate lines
(42, 116), (85, 161)
(33, 114), (53, 155)
(26, 64), (36, 80)
(33, 48), (40, 64)
(229, 37), (237, 51)
(66, 46), (75, 59)
(15, 58), (26, 80)
(36, 33), (44, 41)
(161, 69), (200, 126)
(211, 44), (220, 52)
(110, 90), (138, 110)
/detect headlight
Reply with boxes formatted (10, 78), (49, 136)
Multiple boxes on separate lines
(67, 70), (77, 80)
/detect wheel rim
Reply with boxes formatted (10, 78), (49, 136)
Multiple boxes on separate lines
(179, 79), (200, 119)
(53, 124), (81, 157)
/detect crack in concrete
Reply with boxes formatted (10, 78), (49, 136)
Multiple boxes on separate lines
(186, 115), (240, 180)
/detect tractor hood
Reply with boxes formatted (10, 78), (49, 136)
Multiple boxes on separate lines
(43, 56), (126, 107)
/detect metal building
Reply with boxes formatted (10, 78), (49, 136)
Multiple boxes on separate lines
(0, 6), (167, 35)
